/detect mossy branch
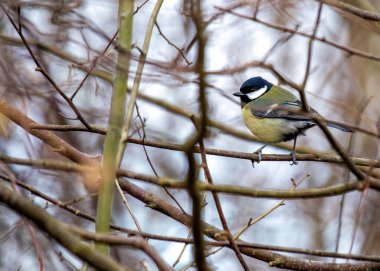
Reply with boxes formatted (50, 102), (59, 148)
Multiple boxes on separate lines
(95, 0), (134, 253)
(118, 0), (164, 164)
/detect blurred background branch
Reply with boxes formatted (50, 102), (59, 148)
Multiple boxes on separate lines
(0, 0), (379, 270)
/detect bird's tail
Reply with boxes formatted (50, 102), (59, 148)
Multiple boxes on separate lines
(327, 122), (353, 132)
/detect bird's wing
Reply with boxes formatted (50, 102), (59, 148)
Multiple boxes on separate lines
(251, 100), (318, 121)
(250, 100), (353, 132)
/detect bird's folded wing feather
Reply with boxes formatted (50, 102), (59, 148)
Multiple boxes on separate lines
(250, 100), (318, 121)
(250, 100), (353, 132)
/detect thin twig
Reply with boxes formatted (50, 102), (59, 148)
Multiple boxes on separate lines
(199, 138), (249, 270)
(134, 103), (186, 213)
(348, 119), (379, 257)
(173, 230), (192, 267)
(215, 5), (380, 62)
(134, 0), (150, 14)
(199, 174), (309, 261)
(155, 21), (192, 65)
(115, 178), (143, 233)
(299, 2), (323, 108)
(0, 160), (44, 271)
(71, 226), (171, 271)
(54, 193), (98, 208)
(297, 2), (365, 180)
(317, 0), (380, 21)
(335, 96), (372, 256)
(235, 174), (309, 239)
(24, 221), (44, 271)
(70, 30), (118, 100)
(0, 4), (91, 129)
(0, 182), (132, 271)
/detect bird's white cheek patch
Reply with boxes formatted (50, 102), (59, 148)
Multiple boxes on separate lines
(246, 86), (267, 100)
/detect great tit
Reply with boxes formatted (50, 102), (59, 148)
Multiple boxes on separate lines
(233, 76), (353, 165)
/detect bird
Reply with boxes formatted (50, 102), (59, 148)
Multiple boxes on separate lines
(233, 76), (353, 165)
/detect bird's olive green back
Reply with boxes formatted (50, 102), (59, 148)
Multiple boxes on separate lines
(251, 85), (298, 106)
(246, 85), (300, 116)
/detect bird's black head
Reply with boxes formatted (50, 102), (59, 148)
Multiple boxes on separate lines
(240, 77), (272, 94)
(233, 77), (273, 103)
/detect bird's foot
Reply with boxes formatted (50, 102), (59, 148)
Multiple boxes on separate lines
(251, 145), (266, 168)
(289, 151), (298, 166)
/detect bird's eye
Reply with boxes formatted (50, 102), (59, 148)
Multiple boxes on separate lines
(246, 85), (268, 100)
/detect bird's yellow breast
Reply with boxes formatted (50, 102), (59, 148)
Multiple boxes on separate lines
(242, 104), (291, 143)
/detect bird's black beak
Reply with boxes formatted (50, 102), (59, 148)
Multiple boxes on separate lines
(233, 91), (244, 97)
